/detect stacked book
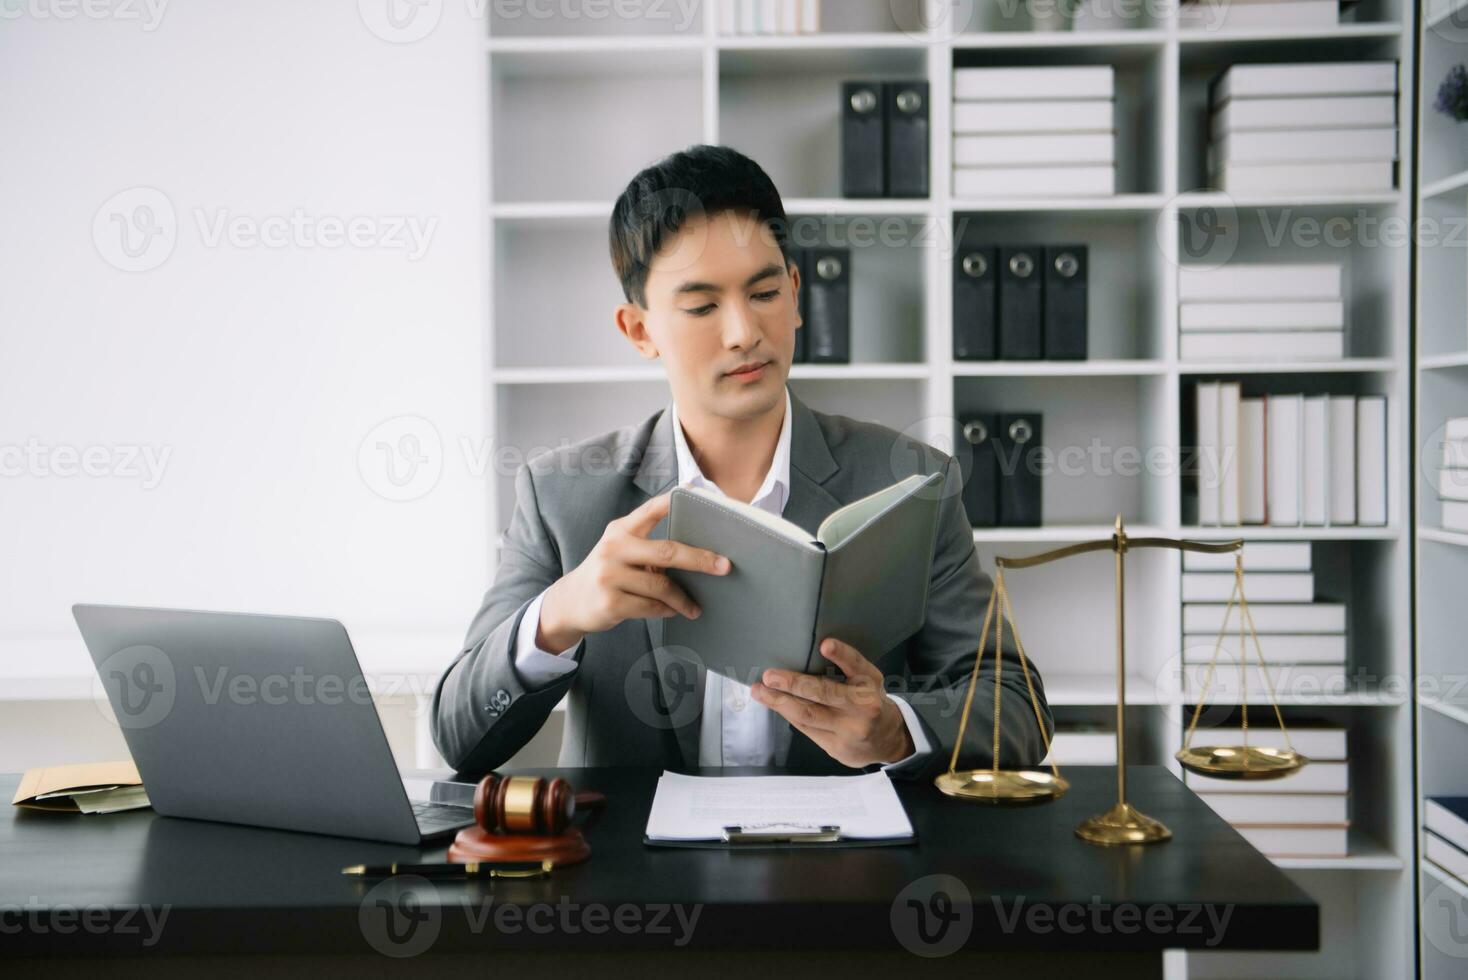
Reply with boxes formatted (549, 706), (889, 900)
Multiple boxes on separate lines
(1043, 723), (1116, 766)
(720, 0), (818, 33)
(1208, 61), (1398, 195)
(1425, 797), (1468, 886)
(1180, 0), (1341, 30)
(1195, 381), (1387, 527)
(1438, 417), (1468, 533)
(952, 65), (1115, 199)
(1179, 262), (1345, 362)
(1185, 724), (1350, 858)
(1180, 541), (1348, 700)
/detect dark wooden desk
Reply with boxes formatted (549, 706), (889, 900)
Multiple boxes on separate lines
(0, 766), (1316, 978)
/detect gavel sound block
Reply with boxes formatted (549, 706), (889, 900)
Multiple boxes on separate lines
(446, 773), (604, 866)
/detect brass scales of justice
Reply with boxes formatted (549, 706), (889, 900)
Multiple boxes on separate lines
(935, 517), (1309, 845)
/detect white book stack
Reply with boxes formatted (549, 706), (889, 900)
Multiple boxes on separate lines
(1042, 723), (1116, 766)
(1178, 261), (1345, 362)
(1185, 725), (1350, 858)
(1180, 0), (1340, 31)
(1437, 418), (1468, 534)
(721, 0), (818, 34)
(1180, 542), (1349, 701)
(1425, 797), (1468, 886)
(1194, 381), (1387, 527)
(1208, 61), (1399, 195)
(951, 66), (1115, 198)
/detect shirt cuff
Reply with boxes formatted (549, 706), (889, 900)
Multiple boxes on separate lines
(879, 694), (933, 772)
(512, 590), (582, 690)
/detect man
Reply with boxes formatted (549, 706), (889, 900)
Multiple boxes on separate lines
(432, 145), (1050, 779)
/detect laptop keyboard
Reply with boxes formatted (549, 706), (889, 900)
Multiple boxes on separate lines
(412, 800), (473, 832)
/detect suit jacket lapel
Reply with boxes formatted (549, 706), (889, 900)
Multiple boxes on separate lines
(630, 387), (845, 772)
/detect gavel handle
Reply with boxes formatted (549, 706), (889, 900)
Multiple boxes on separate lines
(574, 790), (606, 810)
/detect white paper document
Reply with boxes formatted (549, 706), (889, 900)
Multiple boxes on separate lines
(644, 771), (914, 842)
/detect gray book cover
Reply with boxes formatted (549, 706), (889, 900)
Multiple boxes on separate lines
(664, 472), (943, 682)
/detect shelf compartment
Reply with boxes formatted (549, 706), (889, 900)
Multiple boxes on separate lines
(951, 43), (1166, 197)
(1177, 34), (1406, 196)
(955, 373), (1170, 528)
(1168, 203), (1406, 361)
(490, 49), (703, 202)
(718, 45), (927, 199)
(953, 209), (1168, 360)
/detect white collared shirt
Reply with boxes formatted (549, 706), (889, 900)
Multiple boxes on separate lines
(511, 387), (929, 769)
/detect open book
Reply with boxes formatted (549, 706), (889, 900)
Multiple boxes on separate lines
(664, 472), (943, 680)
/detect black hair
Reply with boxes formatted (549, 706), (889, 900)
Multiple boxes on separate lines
(608, 144), (792, 307)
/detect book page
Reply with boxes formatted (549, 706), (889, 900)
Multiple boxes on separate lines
(816, 474), (930, 548)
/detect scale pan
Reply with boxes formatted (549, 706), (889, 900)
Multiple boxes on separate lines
(1175, 745), (1309, 780)
(935, 769), (1069, 804)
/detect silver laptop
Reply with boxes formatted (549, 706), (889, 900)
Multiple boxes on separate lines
(73, 603), (474, 844)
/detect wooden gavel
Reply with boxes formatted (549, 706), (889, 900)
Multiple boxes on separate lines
(449, 773), (604, 866)
(472, 773), (606, 837)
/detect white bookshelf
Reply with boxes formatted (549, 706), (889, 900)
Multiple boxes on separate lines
(483, 2), (1416, 975)
(1416, 0), (1468, 975)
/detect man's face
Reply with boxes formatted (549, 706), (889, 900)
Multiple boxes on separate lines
(624, 209), (800, 422)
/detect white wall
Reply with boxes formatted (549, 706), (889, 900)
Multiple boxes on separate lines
(0, 1), (488, 711)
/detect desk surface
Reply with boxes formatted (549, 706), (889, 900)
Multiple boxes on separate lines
(0, 765), (1317, 957)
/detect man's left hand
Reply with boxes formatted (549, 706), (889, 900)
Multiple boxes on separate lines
(751, 637), (914, 768)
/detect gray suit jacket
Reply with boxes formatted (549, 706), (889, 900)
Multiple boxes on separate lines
(431, 388), (1052, 780)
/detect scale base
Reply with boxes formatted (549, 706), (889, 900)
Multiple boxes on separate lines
(1075, 802), (1172, 845)
(935, 769), (1069, 805)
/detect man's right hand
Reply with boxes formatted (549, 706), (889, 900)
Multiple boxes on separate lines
(536, 492), (732, 653)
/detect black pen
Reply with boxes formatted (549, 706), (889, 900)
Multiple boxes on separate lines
(342, 859), (552, 879)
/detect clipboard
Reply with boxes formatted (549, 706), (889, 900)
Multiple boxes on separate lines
(643, 824), (918, 850)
